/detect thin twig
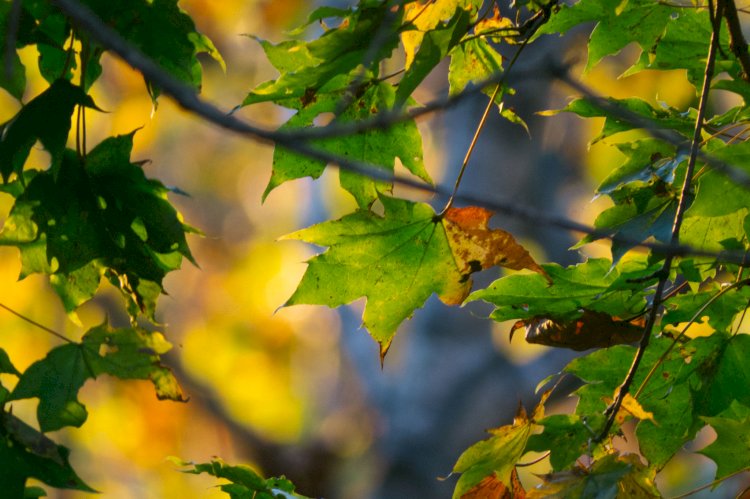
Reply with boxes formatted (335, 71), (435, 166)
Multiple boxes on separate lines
(0, 302), (73, 343)
(634, 279), (749, 400)
(439, 15), (541, 213)
(597, 0), (723, 441)
(723, 0), (750, 81)
(440, 85), (502, 215)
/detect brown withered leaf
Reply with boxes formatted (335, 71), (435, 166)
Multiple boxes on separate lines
(461, 469), (526, 499)
(512, 310), (644, 351)
(443, 207), (550, 283)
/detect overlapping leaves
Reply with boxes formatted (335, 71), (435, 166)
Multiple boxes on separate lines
(8, 322), (184, 432)
(0, 133), (194, 320)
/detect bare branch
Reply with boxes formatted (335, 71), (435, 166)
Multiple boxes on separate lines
(51, 0), (750, 268)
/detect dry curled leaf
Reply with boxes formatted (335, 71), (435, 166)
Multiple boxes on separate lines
(511, 310), (644, 351)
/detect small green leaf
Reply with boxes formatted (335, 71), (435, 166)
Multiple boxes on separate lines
(396, 8), (471, 105)
(452, 405), (533, 498)
(525, 414), (603, 471)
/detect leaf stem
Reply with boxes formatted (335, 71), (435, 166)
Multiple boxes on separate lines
(597, 0), (723, 441)
(0, 302), (73, 343)
(440, 83), (502, 215)
(440, 16), (540, 215)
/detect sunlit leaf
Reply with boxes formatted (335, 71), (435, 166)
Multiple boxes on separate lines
(284, 197), (544, 357)
(470, 257), (657, 322)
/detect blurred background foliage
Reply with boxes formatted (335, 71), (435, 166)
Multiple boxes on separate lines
(0, 0), (740, 497)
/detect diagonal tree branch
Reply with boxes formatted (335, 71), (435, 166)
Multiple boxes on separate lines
(596, 0), (724, 441)
(51, 0), (750, 268)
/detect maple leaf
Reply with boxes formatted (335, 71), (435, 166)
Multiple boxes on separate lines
(283, 197), (545, 359)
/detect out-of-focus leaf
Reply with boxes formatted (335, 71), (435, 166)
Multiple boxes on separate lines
(0, 412), (95, 494)
(448, 38), (503, 97)
(9, 322), (184, 432)
(171, 457), (312, 499)
(0, 79), (97, 182)
(284, 198), (544, 358)
(700, 401), (750, 479)
(402, 0), (482, 69)
(396, 7), (471, 105)
(470, 257), (658, 322)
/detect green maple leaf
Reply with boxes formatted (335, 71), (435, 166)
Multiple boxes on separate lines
(267, 81), (430, 209)
(9, 323), (184, 432)
(283, 196), (468, 357)
(0, 2), (28, 99)
(700, 401), (750, 479)
(243, 4), (400, 106)
(79, 0), (223, 97)
(283, 197), (546, 358)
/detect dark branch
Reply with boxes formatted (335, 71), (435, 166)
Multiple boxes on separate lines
(722, 0), (750, 81)
(51, 0), (750, 267)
